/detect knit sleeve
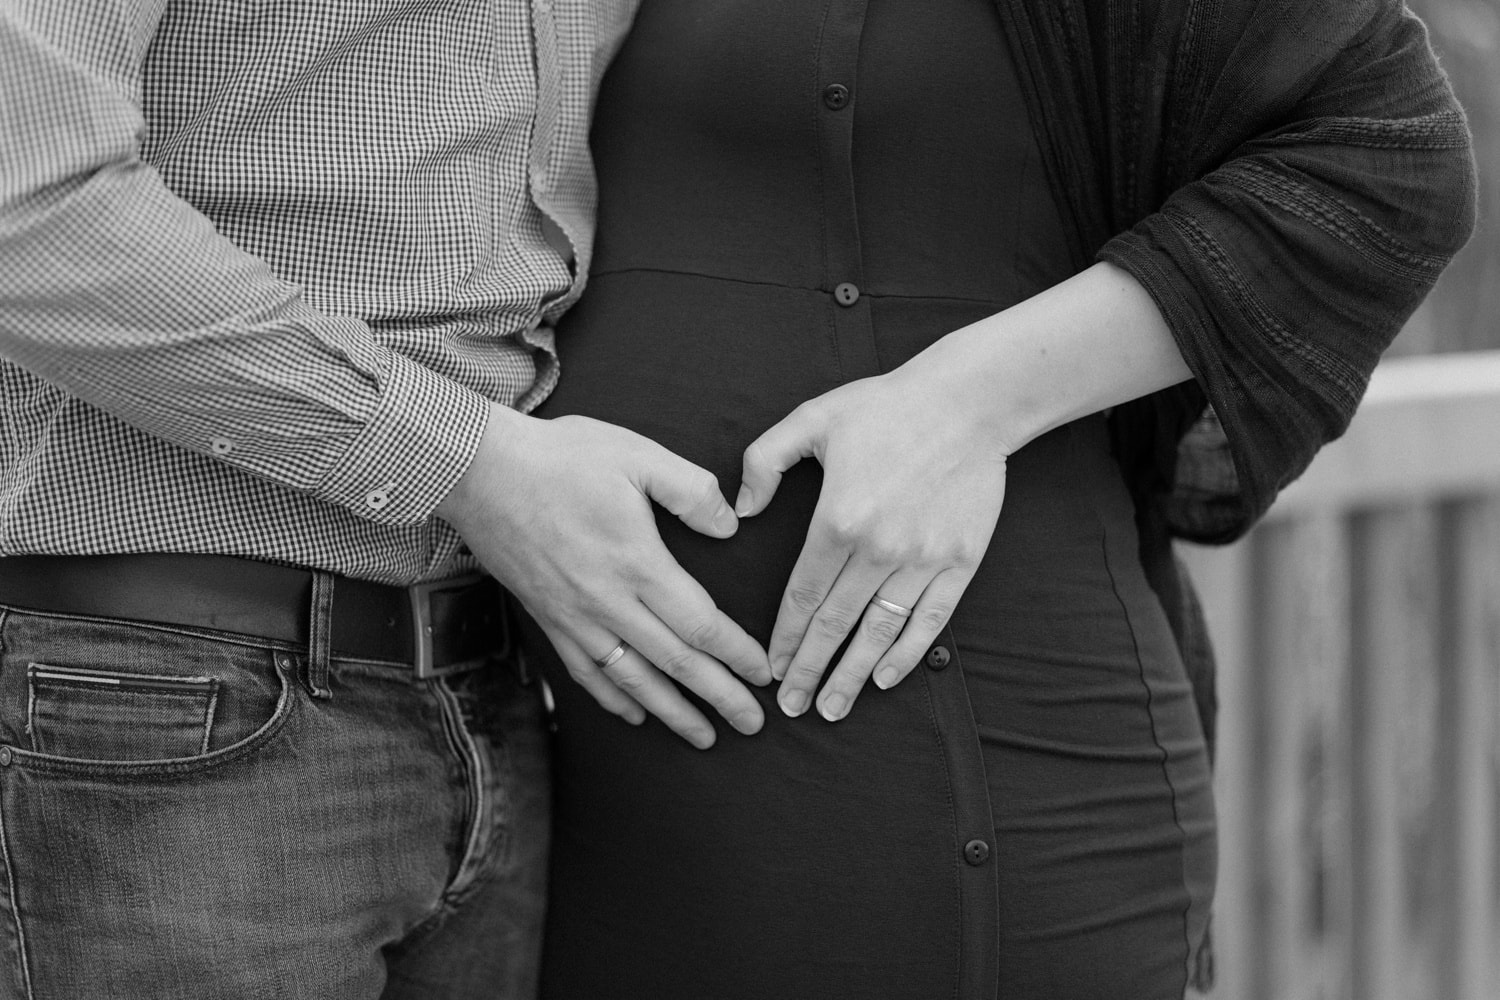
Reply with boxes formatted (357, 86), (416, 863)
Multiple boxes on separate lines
(1098, 1), (1476, 541)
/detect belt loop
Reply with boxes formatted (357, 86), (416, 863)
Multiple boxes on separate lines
(306, 571), (335, 700)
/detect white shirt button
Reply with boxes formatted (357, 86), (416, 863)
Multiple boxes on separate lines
(209, 437), (234, 456)
(365, 485), (393, 510)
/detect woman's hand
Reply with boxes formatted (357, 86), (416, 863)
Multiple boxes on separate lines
(736, 263), (1194, 723)
(736, 365), (1009, 721)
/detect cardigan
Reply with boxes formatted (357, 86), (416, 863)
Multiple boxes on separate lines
(994, 0), (1477, 766)
(998, 0), (1477, 543)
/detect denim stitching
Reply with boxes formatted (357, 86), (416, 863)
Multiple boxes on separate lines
(22, 671), (35, 746)
(4, 655), (297, 782)
(306, 572), (334, 700)
(0, 608), (35, 1000)
(432, 677), (493, 904)
(0, 800), (34, 1000)
(22, 665), (222, 758)
(199, 682), (220, 756)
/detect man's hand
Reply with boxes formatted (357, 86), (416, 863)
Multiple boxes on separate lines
(437, 404), (771, 749)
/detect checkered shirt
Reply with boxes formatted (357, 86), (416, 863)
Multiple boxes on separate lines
(0, 0), (638, 584)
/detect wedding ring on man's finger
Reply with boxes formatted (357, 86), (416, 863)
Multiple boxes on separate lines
(594, 640), (629, 669)
(869, 595), (913, 618)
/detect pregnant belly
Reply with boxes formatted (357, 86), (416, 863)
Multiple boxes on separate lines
(541, 267), (1147, 648)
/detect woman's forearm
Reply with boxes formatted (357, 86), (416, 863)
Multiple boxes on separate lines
(901, 260), (1193, 455)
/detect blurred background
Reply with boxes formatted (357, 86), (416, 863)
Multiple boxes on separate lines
(1180, 3), (1500, 997)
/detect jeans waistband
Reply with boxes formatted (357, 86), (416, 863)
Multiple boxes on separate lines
(0, 554), (509, 679)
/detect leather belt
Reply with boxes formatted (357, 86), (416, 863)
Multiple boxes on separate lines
(0, 554), (510, 678)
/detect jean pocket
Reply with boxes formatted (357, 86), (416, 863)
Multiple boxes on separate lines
(0, 609), (299, 776)
(27, 663), (220, 761)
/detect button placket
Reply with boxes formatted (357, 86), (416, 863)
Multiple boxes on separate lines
(813, 0), (879, 378)
(913, 627), (1000, 997)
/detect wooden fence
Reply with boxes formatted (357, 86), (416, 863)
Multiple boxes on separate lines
(1180, 350), (1500, 1000)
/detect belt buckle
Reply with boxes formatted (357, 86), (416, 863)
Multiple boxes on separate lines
(408, 573), (492, 680)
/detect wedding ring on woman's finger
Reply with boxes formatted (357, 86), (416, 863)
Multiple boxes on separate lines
(594, 640), (630, 669)
(869, 595), (913, 618)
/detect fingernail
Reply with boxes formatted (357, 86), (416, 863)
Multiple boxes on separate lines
(770, 656), (789, 682)
(873, 667), (898, 690)
(819, 692), (848, 722)
(734, 485), (753, 517)
(713, 504), (738, 536)
(780, 688), (809, 717)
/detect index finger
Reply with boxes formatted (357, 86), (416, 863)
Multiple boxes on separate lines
(636, 559), (772, 688)
(610, 599), (766, 738)
(765, 520), (850, 680)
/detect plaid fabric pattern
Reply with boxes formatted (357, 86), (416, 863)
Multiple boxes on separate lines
(0, 0), (638, 584)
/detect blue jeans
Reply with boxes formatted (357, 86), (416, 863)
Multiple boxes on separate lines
(0, 599), (550, 999)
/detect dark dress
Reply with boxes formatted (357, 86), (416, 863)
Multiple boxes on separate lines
(528, 2), (1216, 997)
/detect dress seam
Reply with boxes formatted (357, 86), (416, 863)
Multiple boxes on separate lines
(1076, 428), (1196, 999)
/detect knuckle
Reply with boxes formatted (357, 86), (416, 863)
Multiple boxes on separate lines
(606, 668), (651, 696)
(823, 516), (863, 547)
(785, 585), (825, 615)
(742, 439), (770, 470)
(681, 615), (723, 650)
(785, 660), (826, 687)
(946, 538), (986, 568)
(687, 469), (720, 508)
(813, 608), (856, 639)
(916, 605), (950, 633)
(861, 533), (903, 566)
(861, 614), (904, 645)
(654, 646), (700, 681)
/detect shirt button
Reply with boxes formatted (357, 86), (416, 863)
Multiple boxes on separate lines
(925, 645), (951, 670)
(209, 436), (234, 456)
(0, 746), (13, 767)
(365, 488), (392, 510)
(964, 839), (991, 866)
(834, 282), (860, 307)
(822, 83), (850, 110)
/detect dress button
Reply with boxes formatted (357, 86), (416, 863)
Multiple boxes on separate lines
(0, 746), (13, 767)
(925, 645), (951, 670)
(964, 839), (991, 866)
(364, 485), (393, 510)
(209, 436), (234, 456)
(834, 282), (860, 307)
(822, 83), (850, 110)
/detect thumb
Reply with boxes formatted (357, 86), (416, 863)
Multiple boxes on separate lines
(736, 405), (819, 517)
(637, 444), (739, 539)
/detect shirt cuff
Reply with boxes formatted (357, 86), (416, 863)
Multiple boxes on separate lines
(314, 350), (490, 525)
